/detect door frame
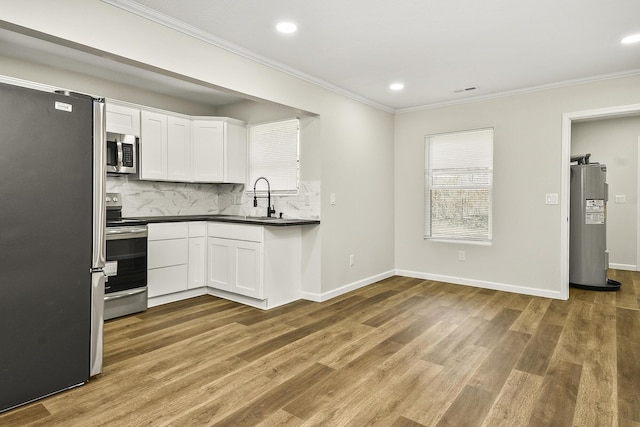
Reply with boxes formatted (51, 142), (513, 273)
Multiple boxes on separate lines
(560, 103), (640, 299)
(637, 137), (640, 271)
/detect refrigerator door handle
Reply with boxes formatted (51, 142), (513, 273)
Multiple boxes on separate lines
(90, 270), (106, 377)
(92, 99), (106, 269)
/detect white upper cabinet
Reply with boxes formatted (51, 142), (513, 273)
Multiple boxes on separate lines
(167, 116), (192, 181)
(140, 111), (192, 181)
(192, 118), (247, 184)
(105, 103), (140, 136)
(135, 107), (246, 183)
(225, 121), (248, 184)
(192, 119), (224, 182)
(140, 110), (168, 180)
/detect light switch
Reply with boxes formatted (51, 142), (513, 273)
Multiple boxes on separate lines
(545, 193), (558, 205)
(615, 195), (626, 204)
(330, 193), (336, 205)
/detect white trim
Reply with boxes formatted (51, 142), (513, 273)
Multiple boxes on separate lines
(395, 269), (563, 300)
(301, 270), (396, 302)
(397, 70), (640, 114)
(426, 238), (492, 246)
(637, 136), (640, 272)
(609, 263), (637, 272)
(148, 287), (207, 307)
(561, 103), (640, 300)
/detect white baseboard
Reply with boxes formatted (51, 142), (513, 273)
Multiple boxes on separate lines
(609, 263), (637, 271)
(394, 269), (565, 300)
(148, 287), (207, 308)
(301, 270), (396, 302)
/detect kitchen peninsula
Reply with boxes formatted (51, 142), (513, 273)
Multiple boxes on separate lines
(137, 215), (319, 310)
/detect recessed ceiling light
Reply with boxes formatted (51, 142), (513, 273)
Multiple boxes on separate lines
(621, 33), (640, 44)
(276, 22), (298, 34)
(389, 82), (404, 91)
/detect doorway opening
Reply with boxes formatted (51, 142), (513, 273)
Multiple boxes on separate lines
(560, 103), (640, 299)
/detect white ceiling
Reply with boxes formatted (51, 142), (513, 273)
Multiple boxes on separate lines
(2, 1), (639, 112)
(106, 0), (640, 111)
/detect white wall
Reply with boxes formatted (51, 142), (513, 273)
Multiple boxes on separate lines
(1, 0), (396, 298)
(395, 74), (640, 298)
(572, 116), (640, 270)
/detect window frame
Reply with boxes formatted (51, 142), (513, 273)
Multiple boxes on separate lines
(246, 118), (300, 196)
(424, 127), (494, 244)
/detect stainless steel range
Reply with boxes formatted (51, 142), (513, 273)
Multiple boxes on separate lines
(105, 193), (148, 320)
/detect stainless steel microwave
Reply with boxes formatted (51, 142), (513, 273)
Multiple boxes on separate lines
(106, 132), (137, 174)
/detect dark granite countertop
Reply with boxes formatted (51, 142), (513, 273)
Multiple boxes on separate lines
(123, 214), (320, 227)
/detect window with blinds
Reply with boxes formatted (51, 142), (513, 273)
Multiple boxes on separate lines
(247, 118), (299, 194)
(424, 128), (493, 242)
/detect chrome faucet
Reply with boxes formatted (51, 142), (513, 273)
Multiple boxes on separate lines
(253, 176), (276, 217)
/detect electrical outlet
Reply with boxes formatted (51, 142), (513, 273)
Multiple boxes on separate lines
(458, 251), (466, 262)
(349, 254), (355, 266)
(545, 193), (558, 205)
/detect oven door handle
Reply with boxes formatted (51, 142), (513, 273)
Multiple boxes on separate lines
(104, 288), (147, 301)
(106, 227), (148, 240)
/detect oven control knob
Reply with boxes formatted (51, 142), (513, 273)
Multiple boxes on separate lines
(113, 196), (118, 202)
(105, 196), (111, 202)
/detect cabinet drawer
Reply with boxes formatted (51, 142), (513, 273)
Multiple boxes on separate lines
(148, 222), (189, 241)
(208, 222), (263, 242)
(148, 239), (188, 268)
(148, 265), (188, 297)
(189, 222), (207, 237)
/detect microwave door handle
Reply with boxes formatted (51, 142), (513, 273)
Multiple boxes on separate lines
(117, 141), (123, 167)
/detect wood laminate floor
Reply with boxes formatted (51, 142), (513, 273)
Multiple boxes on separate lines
(2, 270), (639, 426)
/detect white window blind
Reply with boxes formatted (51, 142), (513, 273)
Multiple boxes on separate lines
(248, 118), (299, 193)
(425, 128), (493, 241)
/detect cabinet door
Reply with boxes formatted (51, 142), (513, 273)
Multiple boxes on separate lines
(106, 103), (140, 136)
(140, 111), (168, 180)
(233, 240), (264, 299)
(224, 122), (247, 184)
(192, 120), (224, 182)
(167, 116), (192, 181)
(188, 236), (206, 289)
(207, 237), (233, 292)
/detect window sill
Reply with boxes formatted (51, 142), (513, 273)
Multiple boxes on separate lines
(425, 237), (492, 246)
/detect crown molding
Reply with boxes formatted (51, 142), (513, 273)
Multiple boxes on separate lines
(396, 69), (640, 115)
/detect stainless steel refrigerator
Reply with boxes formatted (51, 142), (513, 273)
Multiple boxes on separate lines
(0, 81), (106, 412)
(569, 157), (621, 291)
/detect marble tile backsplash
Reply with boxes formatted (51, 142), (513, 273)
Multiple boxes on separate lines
(107, 175), (320, 219)
(217, 180), (321, 220)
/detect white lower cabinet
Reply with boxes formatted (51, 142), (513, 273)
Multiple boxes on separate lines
(207, 222), (301, 308)
(207, 237), (263, 299)
(147, 220), (302, 309)
(188, 222), (207, 289)
(147, 223), (189, 298)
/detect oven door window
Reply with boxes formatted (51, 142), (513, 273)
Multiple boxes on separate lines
(105, 237), (146, 293)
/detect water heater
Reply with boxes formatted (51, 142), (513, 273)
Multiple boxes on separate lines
(569, 155), (621, 291)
